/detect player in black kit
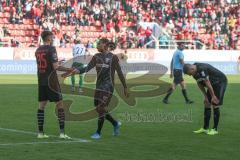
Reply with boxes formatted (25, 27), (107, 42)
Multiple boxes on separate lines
(35, 31), (73, 139)
(183, 63), (227, 135)
(62, 38), (129, 139)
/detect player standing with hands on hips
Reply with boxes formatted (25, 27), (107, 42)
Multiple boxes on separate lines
(35, 31), (73, 139)
(162, 42), (193, 104)
(183, 63), (227, 135)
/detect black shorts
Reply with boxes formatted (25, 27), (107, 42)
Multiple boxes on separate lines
(94, 89), (113, 108)
(207, 82), (227, 106)
(173, 69), (184, 84)
(38, 85), (62, 102)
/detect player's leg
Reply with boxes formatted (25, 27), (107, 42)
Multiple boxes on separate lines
(207, 83), (227, 135)
(37, 86), (49, 138)
(71, 75), (75, 92)
(55, 100), (71, 139)
(103, 92), (121, 136)
(37, 101), (49, 138)
(48, 84), (71, 139)
(163, 69), (183, 104)
(180, 81), (194, 104)
(193, 91), (211, 134)
(78, 74), (83, 93)
(162, 82), (176, 104)
(105, 113), (121, 136)
(91, 91), (105, 139)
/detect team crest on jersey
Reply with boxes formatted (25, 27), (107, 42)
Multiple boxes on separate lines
(105, 58), (110, 64)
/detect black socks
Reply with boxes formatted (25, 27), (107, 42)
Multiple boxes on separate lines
(57, 108), (65, 133)
(182, 89), (190, 102)
(105, 113), (118, 126)
(213, 108), (220, 130)
(164, 88), (173, 100)
(97, 116), (105, 135)
(204, 108), (211, 129)
(37, 109), (44, 133)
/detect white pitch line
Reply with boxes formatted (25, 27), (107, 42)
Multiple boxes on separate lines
(0, 141), (88, 146)
(0, 127), (91, 143)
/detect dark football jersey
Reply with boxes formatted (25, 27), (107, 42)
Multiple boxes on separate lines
(193, 63), (227, 86)
(35, 45), (58, 86)
(78, 52), (127, 92)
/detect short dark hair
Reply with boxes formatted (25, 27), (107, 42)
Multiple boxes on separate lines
(177, 42), (185, 46)
(41, 31), (53, 42)
(98, 38), (109, 45)
(74, 39), (81, 44)
(183, 64), (191, 74)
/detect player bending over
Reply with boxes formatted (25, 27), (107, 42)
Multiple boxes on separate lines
(63, 38), (129, 139)
(35, 31), (73, 139)
(183, 63), (227, 135)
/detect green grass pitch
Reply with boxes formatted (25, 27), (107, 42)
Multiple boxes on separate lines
(0, 74), (239, 160)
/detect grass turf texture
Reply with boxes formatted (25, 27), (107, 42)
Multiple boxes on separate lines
(0, 74), (239, 160)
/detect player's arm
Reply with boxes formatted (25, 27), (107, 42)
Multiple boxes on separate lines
(53, 62), (73, 72)
(114, 55), (129, 97)
(77, 55), (96, 74)
(64, 55), (96, 77)
(180, 58), (184, 65)
(179, 52), (184, 65)
(197, 82), (207, 96)
(50, 47), (73, 72)
(203, 80), (215, 97)
(198, 69), (219, 104)
(197, 82), (211, 106)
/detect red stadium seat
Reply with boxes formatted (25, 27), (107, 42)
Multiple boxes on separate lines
(8, 24), (14, 30)
(18, 37), (25, 43)
(3, 18), (9, 24)
(25, 37), (31, 42)
(33, 25), (39, 30)
(0, 12), (4, 17)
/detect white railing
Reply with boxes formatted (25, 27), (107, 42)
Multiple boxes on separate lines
(144, 38), (206, 50)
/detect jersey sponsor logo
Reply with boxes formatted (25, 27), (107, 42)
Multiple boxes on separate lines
(201, 71), (206, 77)
(96, 63), (110, 68)
(105, 58), (110, 63)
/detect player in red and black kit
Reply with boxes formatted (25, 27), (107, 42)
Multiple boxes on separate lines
(62, 38), (129, 139)
(35, 31), (73, 139)
(183, 63), (227, 135)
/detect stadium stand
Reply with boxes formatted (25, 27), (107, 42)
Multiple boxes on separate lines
(0, 0), (239, 49)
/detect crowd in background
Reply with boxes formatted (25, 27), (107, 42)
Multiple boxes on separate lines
(0, 0), (239, 49)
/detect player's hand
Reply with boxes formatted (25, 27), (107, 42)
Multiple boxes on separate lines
(170, 73), (173, 79)
(124, 88), (130, 98)
(61, 69), (79, 78)
(211, 95), (219, 105)
(204, 97), (210, 106)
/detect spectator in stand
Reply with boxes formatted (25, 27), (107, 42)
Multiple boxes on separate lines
(145, 26), (153, 48)
(0, 0), (239, 49)
(86, 40), (93, 48)
(159, 34), (169, 49)
(25, 0), (33, 18)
